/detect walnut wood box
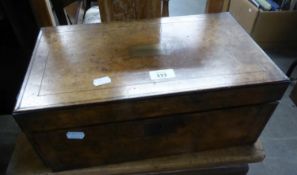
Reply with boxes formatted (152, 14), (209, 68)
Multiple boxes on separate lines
(13, 13), (289, 171)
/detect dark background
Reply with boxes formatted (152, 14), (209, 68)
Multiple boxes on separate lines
(0, 0), (39, 114)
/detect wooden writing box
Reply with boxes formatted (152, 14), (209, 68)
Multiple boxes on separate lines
(14, 13), (289, 171)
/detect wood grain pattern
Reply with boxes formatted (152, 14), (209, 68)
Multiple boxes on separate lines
(31, 103), (275, 171)
(14, 13), (288, 113)
(16, 83), (287, 132)
(97, 0), (169, 22)
(7, 134), (264, 175)
(13, 13), (289, 171)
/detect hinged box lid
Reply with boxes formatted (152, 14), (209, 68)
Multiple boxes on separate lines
(14, 13), (288, 113)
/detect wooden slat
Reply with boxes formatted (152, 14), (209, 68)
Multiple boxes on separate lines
(97, 0), (168, 22)
(29, 0), (55, 27)
(206, 0), (230, 13)
(64, 1), (84, 24)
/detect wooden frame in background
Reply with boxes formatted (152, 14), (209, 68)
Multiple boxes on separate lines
(206, 0), (230, 13)
(29, 0), (230, 27)
(29, 0), (55, 27)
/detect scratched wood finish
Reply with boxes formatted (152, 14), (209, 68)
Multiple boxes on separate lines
(32, 103), (274, 171)
(97, 0), (169, 22)
(14, 13), (288, 112)
(8, 134), (264, 175)
(13, 13), (289, 171)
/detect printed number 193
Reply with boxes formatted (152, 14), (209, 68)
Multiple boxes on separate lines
(157, 72), (168, 78)
(149, 69), (175, 80)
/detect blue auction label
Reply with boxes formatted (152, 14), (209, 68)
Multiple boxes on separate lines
(66, 131), (85, 140)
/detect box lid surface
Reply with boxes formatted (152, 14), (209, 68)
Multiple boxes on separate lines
(15, 13), (288, 112)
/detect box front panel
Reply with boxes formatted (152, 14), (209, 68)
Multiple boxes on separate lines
(32, 103), (276, 171)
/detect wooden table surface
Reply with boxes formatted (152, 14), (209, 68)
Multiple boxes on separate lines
(6, 134), (264, 175)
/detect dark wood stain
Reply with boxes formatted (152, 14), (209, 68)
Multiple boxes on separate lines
(13, 13), (289, 171)
(33, 103), (275, 171)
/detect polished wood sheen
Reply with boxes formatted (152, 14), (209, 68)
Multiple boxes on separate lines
(14, 13), (289, 171)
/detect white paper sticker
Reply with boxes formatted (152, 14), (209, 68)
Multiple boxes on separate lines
(66, 131), (85, 140)
(149, 69), (176, 80)
(93, 76), (111, 86)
